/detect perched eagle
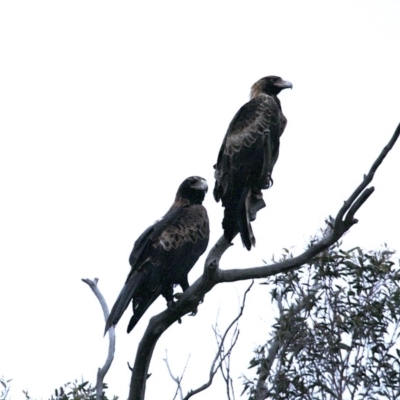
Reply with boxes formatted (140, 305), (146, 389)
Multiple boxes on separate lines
(105, 176), (209, 334)
(213, 76), (292, 250)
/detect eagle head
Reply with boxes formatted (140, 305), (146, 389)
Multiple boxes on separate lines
(176, 176), (208, 206)
(250, 76), (293, 98)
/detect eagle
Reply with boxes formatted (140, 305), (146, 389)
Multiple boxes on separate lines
(105, 176), (209, 334)
(213, 75), (292, 250)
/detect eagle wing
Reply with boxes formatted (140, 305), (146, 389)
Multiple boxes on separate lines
(214, 94), (282, 203)
(105, 205), (209, 333)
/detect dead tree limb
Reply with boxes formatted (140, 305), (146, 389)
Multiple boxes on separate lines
(82, 278), (116, 400)
(163, 350), (190, 400)
(128, 123), (400, 400)
(183, 281), (253, 400)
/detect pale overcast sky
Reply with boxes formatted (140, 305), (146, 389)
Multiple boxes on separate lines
(1, 1), (400, 399)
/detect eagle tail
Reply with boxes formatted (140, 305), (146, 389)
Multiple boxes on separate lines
(104, 272), (145, 335)
(126, 288), (161, 333)
(222, 186), (253, 248)
(238, 190), (256, 251)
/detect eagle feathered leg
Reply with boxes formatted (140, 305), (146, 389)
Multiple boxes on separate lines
(248, 190), (266, 221)
(173, 280), (199, 318)
(222, 186), (251, 244)
(238, 189), (256, 250)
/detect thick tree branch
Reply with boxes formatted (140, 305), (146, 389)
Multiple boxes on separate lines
(128, 123), (400, 400)
(82, 278), (116, 400)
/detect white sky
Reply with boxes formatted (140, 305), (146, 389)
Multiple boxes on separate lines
(1, 1), (399, 399)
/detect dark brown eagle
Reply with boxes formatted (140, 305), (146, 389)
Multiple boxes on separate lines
(105, 176), (209, 334)
(213, 76), (292, 250)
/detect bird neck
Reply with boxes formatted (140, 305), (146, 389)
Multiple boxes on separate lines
(169, 196), (193, 211)
(274, 96), (282, 110)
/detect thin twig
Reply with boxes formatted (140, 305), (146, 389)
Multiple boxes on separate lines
(183, 281), (254, 400)
(220, 324), (239, 400)
(82, 278), (116, 400)
(163, 350), (190, 400)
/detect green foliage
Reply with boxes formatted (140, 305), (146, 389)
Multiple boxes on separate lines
(243, 241), (400, 400)
(22, 380), (117, 400)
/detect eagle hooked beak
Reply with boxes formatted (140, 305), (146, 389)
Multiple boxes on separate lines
(193, 178), (208, 192)
(276, 79), (293, 90)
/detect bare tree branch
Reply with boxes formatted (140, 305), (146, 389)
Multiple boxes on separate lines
(219, 322), (239, 400)
(82, 278), (116, 400)
(128, 123), (400, 400)
(163, 350), (190, 400)
(182, 281), (253, 400)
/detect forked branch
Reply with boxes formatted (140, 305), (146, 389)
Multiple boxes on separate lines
(182, 281), (253, 400)
(128, 123), (400, 400)
(82, 278), (116, 400)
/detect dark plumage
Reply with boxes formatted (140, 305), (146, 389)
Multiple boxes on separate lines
(213, 76), (292, 250)
(105, 176), (209, 334)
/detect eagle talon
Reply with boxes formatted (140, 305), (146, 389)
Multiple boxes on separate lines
(190, 295), (205, 315)
(167, 299), (176, 309)
(189, 303), (199, 316)
(249, 196), (266, 221)
(167, 300), (183, 323)
(174, 292), (183, 300)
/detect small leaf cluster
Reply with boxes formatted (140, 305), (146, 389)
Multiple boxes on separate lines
(22, 380), (118, 400)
